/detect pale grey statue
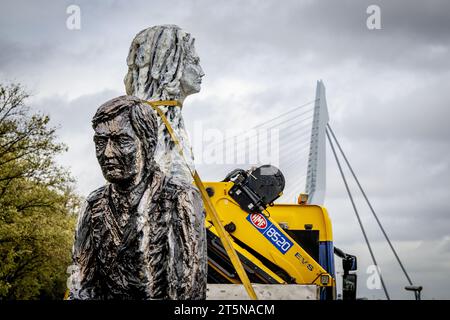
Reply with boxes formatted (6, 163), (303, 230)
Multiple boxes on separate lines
(124, 24), (205, 183)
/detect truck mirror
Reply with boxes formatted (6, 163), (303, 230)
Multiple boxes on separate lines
(343, 254), (357, 272)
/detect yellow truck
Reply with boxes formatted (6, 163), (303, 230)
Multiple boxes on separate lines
(204, 165), (357, 300)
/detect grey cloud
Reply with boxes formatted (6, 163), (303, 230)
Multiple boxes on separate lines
(1, 0), (449, 299)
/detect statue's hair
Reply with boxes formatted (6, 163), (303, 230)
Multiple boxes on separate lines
(124, 24), (196, 100)
(92, 95), (158, 168)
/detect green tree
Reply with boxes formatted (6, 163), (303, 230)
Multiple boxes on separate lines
(0, 83), (80, 300)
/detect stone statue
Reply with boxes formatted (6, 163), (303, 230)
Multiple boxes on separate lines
(124, 24), (205, 184)
(67, 96), (207, 299)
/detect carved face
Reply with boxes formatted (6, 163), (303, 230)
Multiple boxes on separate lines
(180, 44), (205, 96)
(93, 113), (144, 184)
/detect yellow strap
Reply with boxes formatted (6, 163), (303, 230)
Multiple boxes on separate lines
(146, 100), (183, 107)
(144, 100), (258, 300)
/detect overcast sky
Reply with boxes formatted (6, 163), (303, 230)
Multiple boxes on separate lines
(1, 0), (449, 299)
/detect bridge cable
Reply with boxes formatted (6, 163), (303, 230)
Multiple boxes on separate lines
(202, 100), (316, 152)
(327, 124), (414, 287)
(326, 128), (391, 300)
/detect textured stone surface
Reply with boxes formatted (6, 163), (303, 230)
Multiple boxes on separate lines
(124, 24), (205, 183)
(67, 96), (207, 299)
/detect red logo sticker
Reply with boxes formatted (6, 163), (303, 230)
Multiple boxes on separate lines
(250, 214), (267, 229)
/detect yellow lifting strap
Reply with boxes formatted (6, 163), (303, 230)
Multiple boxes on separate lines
(144, 99), (258, 300)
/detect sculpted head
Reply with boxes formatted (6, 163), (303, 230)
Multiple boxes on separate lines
(124, 24), (205, 101)
(92, 96), (158, 186)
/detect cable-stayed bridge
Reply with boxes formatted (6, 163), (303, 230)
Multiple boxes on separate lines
(196, 80), (422, 300)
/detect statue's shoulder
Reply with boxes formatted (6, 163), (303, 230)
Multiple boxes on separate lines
(164, 177), (201, 202)
(164, 177), (194, 191)
(86, 185), (108, 205)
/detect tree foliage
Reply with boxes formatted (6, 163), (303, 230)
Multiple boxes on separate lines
(0, 83), (80, 300)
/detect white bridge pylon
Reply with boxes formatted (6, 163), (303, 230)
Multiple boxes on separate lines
(305, 80), (329, 205)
